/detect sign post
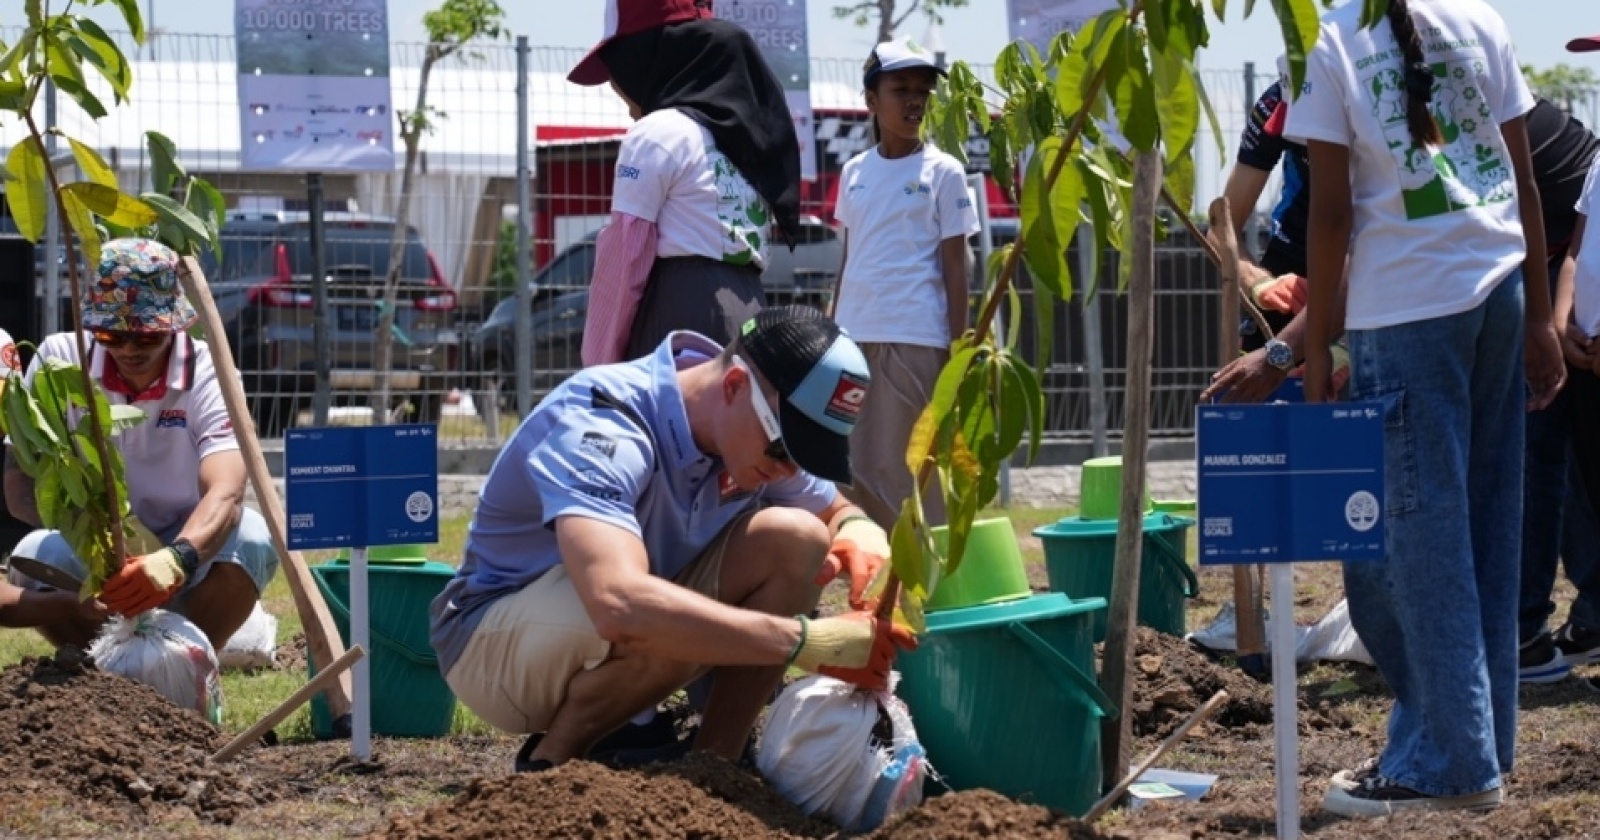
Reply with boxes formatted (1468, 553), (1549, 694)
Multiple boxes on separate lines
(285, 425), (439, 760)
(1197, 402), (1385, 839)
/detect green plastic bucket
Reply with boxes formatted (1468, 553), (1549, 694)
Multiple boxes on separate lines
(924, 517), (1032, 613)
(1034, 513), (1199, 642)
(310, 558), (458, 738)
(1078, 456), (1155, 520)
(897, 593), (1116, 816)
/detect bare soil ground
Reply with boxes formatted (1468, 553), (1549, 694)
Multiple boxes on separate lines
(4, 561), (1599, 838)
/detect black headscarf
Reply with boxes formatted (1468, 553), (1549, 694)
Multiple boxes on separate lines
(601, 18), (802, 247)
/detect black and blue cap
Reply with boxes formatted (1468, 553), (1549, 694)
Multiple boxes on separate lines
(737, 306), (871, 485)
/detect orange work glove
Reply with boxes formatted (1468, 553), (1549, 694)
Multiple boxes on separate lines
(818, 516), (891, 610)
(101, 547), (186, 617)
(790, 610), (919, 693)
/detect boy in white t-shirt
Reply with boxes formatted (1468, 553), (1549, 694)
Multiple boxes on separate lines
(831, 37), (980, 531)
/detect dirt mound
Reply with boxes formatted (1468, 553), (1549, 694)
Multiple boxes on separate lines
(0, 653), (278, 825)
(374, 756), (834, 839)
(869, 789), (1105, 839)
(1126, 627), (1274, 740)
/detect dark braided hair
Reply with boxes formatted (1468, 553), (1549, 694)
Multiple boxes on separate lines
(1387, 0), (1444, 146)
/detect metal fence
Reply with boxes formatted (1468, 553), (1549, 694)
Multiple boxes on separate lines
(9, 30), (1589, 445)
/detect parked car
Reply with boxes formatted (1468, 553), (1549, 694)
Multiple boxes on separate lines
(471, 215), (844, 397)
(199, 211), (461, 436)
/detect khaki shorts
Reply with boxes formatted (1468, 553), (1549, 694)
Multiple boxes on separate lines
(444, 514), (742, 735)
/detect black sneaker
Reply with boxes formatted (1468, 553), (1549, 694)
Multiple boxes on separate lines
(1519, 631), (1571, 684)
(1329, 756), (1380, 791)
(1323, 773), (1502, 817)
(1554, 620), (1600, 667)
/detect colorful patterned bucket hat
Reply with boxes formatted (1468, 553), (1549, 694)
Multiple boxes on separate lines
(82, 238), (197, 333)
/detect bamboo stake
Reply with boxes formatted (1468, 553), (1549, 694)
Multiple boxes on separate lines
(1085, 689), (1230, 822)
(210, 645), (366, 764)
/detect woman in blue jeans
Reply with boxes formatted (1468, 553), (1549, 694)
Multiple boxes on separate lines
(1287, 0), (1566, 819)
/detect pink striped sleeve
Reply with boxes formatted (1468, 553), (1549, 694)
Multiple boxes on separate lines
(582, 212), (659, 366)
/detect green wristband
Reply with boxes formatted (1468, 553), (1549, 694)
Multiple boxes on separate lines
(786, 614), (809, 666)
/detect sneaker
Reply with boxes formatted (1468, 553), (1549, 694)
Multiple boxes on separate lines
(1323, 774), (1503, 817)
(1519, 632), (1571, 684)
(1553, 620), (1600, 667)
(1330, 757), (1380, 791)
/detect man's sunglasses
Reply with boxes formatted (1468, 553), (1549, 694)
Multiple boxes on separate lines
(733, 355), (791, 463)
(93, 330), (168, 349)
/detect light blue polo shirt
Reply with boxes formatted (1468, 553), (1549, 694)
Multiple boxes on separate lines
(429, 331), (837, 674)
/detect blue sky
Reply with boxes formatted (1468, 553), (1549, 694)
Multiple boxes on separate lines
(4, 1), (1594, 75)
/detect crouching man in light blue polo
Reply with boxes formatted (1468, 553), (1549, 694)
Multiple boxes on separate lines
(430, 306), (916, 772)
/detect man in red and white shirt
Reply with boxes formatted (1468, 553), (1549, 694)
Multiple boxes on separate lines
(3, 239), (277, 649)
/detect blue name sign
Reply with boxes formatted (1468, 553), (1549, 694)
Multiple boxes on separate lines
(285, 425), (440, 550)
(1196, 403), (1384, 565)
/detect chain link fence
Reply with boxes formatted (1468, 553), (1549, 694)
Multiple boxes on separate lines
(9, 30), (1585, 446)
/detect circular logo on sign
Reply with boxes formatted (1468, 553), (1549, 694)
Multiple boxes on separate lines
(1345, 491), (1379, 532)
(405, 491), (433, 523)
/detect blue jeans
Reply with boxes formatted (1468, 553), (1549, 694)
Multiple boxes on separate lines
(1518, 379), (1600, 640)
(1342, 273), (1523, 798)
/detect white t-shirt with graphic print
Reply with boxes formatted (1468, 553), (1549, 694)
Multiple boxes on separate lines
(1284, 0), (1534, 331)
(610, 108), (771, 270)
(833, 145), (981, 348)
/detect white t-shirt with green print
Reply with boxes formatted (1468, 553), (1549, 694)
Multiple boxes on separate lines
(1284, 0), (1533, 331)
(610, 108), (771, 271)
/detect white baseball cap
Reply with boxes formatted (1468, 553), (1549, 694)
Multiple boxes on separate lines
(864, 37), (947, 88)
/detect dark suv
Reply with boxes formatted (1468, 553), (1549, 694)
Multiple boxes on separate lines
(471, 215), (843, 397)
(201, 212), (461, 436)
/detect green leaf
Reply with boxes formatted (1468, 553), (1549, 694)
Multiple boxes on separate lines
(4, 136), (48, 241)
(61, 182), (159, 228)
(1358, 0), (1388, 29)
(1269, 0), (1323, 96)
(1031, 260), (1055, 372)
(1193, 59), (1228, 166)
(993, 357), (1028, 462)
(51, 73), (107, 119)
(145, 131), (186, 196)
(0, 28), (36, 78)
(1019, 136), (1083, 302)
(0, 77), (26, 111)
(58, 187), (102, 269)
(67, 137), (117, 188)
(1054, 9), (1124, 124)
(69, 20), (133, 102)
(1007, 352), (1047, 463)
(108, 0), (146, 44)
(988, 125), (1015, 206)
(142, 192), (212, 251)
(108, 404), (146, 433)
(1165, 152), (1197, 221)
(1108, 29), (1159, 152)
(1211, 0), (1227, 22)
(889, 497), (925, 596)
(1151, 49), (1199, 165)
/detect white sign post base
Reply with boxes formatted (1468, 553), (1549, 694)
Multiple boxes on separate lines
(1270, 562), (1299, 839)
(351, 546), (371, 760)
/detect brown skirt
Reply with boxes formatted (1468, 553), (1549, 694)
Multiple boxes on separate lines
(623, 256), (765, 358)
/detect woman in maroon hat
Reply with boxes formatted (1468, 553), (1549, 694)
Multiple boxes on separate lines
(569, 0), (803, 366)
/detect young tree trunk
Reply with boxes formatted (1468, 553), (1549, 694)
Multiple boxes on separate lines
(1100, 148), (1162, 788)
(877, 0), (896, 43)
(372, 53), (436, 421)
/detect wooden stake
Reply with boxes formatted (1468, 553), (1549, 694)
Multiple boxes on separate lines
(210, 644), (366, 764)
(1205, 199), (1267, 673)
(176, 256), (354, 723)
(1101, 149), (1163, 785)
(1085, 689), (1230, 823)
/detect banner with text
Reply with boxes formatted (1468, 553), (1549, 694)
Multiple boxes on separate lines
(236, 0), (396, 172)
(718, 0), (817, 180)
(1006, 0), (1121, 58)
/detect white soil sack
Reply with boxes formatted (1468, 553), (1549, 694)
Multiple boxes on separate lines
(90, 610), (224, 725)
(756, 674), (927, 832)
(219, 601), (278, 670)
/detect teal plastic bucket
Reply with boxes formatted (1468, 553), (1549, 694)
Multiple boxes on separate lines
(1034, 513), (1199, 642)
(310, 558), (458, 739)
(896, 593), (1117, 816)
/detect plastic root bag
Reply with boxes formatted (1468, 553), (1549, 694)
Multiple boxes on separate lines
(756, 673), (927, 832)
(90, 610), (224, 725)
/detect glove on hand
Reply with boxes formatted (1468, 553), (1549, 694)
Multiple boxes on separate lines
(101, 547), (185, 616)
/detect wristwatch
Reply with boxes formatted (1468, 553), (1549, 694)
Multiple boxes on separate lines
(1264, 339), (1295, 371)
